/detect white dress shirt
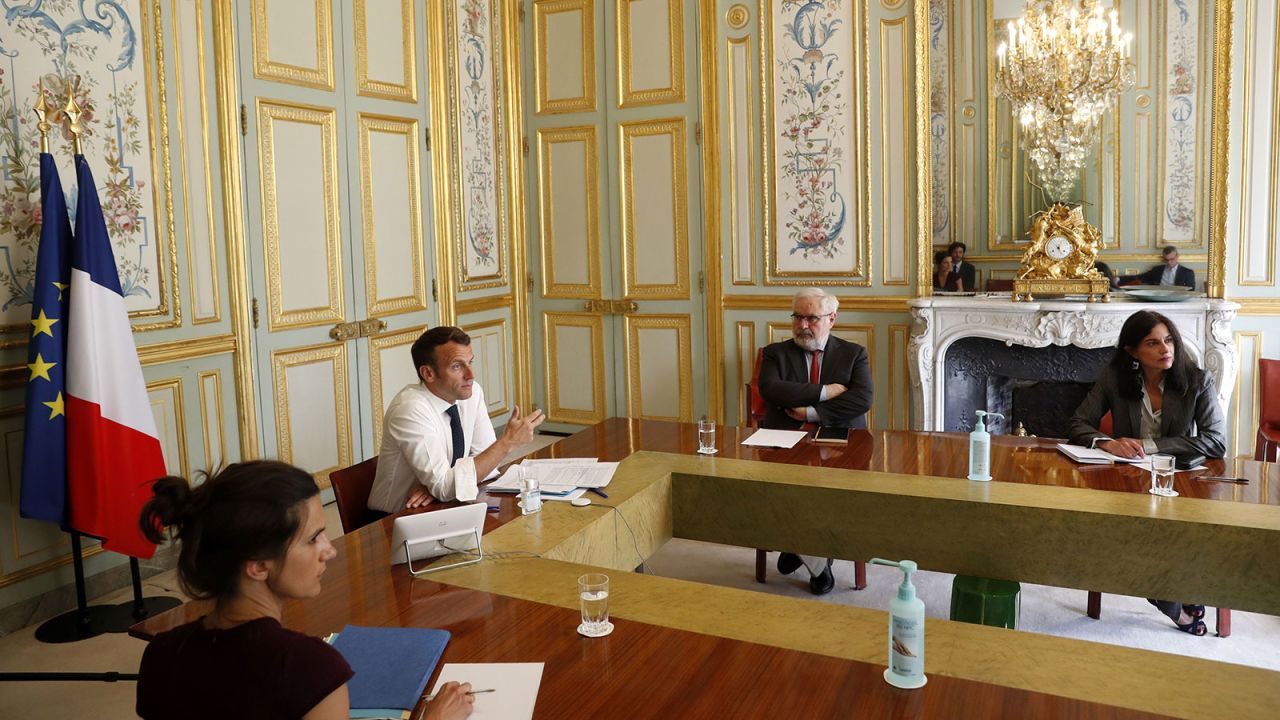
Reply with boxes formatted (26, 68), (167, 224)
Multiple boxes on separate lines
(1160, 264), (1179, 286)
(367, 382), (497, 511)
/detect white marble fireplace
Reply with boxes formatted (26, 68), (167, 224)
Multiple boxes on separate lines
(907, 296), (1239, 432)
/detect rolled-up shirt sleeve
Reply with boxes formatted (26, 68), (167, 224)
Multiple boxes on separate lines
(385, 402), (478, 502)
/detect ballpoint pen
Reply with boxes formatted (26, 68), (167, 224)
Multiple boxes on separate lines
(423, 688), (495, 702)
(1195, 476), (1249, 484)
(588, 488), (608, 499)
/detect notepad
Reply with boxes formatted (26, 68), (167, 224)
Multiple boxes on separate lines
(430, 662), (543, 720)
(741, 428), (809, 448)
(331, 625), (450, 712)
(1055, 443), (1146, 465)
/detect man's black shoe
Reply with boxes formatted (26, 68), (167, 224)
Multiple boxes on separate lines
(809, 561), (835, 595)
(777, 552), (803, 576)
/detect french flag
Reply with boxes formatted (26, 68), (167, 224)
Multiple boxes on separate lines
(65, 155), (166, 559)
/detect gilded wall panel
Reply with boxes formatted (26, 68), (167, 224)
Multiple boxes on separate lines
(174, 0), (221, 324)
(543, 312), (606, 424)
(256, 100), (345, 330)
(251, 0), (335, 89)
(617, 0), (686, 108)
(197, 370), (226, 471)
(462, 317), (513, 418)
(624, 315), (694, 421)
(619, 118), (689, 298)
(880, 16), (911, 284)
(270, 343), (352, 487)
(538, 126), (601, 298)
(1235, 0), (1279, 286)
(368, 325), (427, 444)
(146, 378), (190, 479)
(534, 0), (596, 114)
(726, 36), (757, 286)
(358, 114), (428, 318)
(355, 0), (418, 102)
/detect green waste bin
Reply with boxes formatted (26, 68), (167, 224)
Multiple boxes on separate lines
(950, 575), (1021, 629)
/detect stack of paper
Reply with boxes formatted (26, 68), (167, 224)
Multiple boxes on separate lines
(1055, 443), (1146, 465)
(486, 458), (618, 498)
(741, 428), (809, 449)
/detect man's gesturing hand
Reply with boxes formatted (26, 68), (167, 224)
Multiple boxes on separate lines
(502, 405), (545, 447)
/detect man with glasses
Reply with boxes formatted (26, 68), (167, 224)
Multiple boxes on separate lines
(757, 288), (873, 594)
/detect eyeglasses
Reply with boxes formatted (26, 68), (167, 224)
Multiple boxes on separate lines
(790, 313), (833, 325)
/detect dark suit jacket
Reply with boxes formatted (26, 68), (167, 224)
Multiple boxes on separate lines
(758, 335), (872, 430)
(1135, 264), (1196, 290)
(951, 260), (976, 291)
(1067, 365), (1226, 458)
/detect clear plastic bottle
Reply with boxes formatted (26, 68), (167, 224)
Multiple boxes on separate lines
(518, 466), (542, 515)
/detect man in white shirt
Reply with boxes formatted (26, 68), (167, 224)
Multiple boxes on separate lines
(368, 326), (544, 512)
(1133, 245), (1195, 290)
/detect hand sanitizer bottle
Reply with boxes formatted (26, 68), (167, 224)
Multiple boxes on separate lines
(967, 410), (1004, 482)
(870, 558), (927, 689)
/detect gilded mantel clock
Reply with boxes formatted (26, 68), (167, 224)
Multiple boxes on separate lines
(1013, 203), (1111, 302)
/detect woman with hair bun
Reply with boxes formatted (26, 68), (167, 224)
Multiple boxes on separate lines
(135, 460), (473, 720)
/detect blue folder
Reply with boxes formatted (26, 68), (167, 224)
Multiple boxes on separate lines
(331, 625), (451, 711)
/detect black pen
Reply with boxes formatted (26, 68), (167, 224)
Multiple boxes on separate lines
(1195, 476), (1249, 484)
(588, 488), (609, 499)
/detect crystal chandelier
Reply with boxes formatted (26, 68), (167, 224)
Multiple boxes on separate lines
(994, 1), (1134, 201)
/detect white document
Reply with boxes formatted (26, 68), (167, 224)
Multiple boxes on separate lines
(430, 662), (543, 720)
(1055, 443), (1146, 465)
(741, 428), (809, 448)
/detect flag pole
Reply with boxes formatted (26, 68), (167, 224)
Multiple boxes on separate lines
(28, 79), (119, 645)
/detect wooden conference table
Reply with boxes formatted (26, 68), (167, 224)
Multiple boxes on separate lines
(133, 419), (1280, 719)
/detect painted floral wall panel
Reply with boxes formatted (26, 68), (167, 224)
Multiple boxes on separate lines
(1160, 0), (1200, 243)
(768, 0), (865, 280)
(929, 0), (949, 245)
(0, 1), (173, 329)
(452, 0), (508, 289)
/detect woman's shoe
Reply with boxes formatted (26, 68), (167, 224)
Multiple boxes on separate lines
(1175, 618), (1207, 636)
(1182, 604), (1206, 621)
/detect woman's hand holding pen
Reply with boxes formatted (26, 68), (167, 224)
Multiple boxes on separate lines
(1099, 438), (1146, 459)
(420, 681), (475, 720)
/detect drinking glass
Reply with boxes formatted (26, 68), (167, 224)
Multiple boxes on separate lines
(1148, 454), (1177, 497)
(696, 420), (717, 455)
(516, 466), (542, 515)
(578, 573), (612, 637)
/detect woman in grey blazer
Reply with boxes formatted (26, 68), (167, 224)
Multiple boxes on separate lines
(1069, 310), (1226, 636)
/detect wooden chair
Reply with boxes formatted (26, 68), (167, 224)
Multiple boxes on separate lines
(330, 457), (380, 534)
(1255, 358), (1280, 461)
(745, 347), (867, 590)
(985, 279), (1014, 292)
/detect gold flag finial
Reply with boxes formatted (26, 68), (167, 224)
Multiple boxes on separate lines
(33, 78), (52, 154)
(63, 76), (84, 156)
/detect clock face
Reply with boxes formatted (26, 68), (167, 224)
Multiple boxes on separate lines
(1045, 234), (1074, 261)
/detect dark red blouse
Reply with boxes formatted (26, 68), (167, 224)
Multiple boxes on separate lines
(136, 616), (353, 720)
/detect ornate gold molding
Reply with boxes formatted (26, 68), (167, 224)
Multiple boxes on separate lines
(543, 311), (606, 424)
(460, 317), (513, 418)
(700, 0), (725, 422)
(212, 0), (258, 457)
(137, 333), (236, 366)
(270, 342), (352, 488)
(623, 314), (694, 421)
(250, 0), (335, 90)
(501, 0), (533, 410)
(354, 0), (418, 102)
(1233, 298), (1280, 315)
(534, 0), (597, 114)
(426, 2), (457, 324)
(723, 294), (912, 312)
(145, 377), (190, 479)
(256, 99), (345, 331)
(619, 117), (690, 299)
(617, 0), (686, 108)
(456, 294), (515, 315)
(537, 126), (602, 299)
(368, 325), (424, 444)
(197, 369), (227, 471)
(357, 113), (428, 318)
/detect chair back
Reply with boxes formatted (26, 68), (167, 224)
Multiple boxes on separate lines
(745, 347), (767, 428)
(985, 279), (1014, 292)
(1260, 359), (1280, 429)
(330, 457), (379, 534)
(1098, 411), (1113, 438)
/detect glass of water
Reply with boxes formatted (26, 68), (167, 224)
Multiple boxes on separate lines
(1148, 454), (1177, 496)
(696, 419), (717, 455)
(578, 573), (612, 637)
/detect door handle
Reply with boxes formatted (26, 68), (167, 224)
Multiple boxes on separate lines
(582, 299), (638, 314)
(330, 317), (388, 341)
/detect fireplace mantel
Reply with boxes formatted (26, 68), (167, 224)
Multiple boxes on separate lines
(907, 296), (1239, 431)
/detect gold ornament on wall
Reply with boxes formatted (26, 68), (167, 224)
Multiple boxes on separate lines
(1013, 203), (1110, 302)
(726, 4), (750, 30)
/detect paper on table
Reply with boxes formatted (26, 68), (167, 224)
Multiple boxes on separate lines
(488, 461), (618, 493)
(741, 428), (809, 448)
(1055, 443), (1146, 465)
(430, 662), (543, 720)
